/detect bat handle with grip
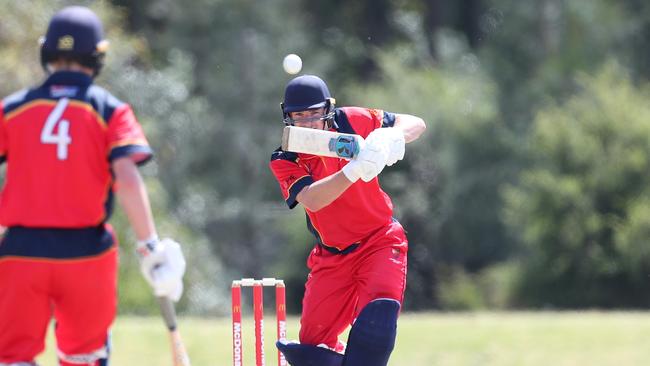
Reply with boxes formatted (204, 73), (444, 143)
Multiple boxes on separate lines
(157, 296), (192, 366)
(329, 135), (365, 159)
(158, 296), (178, 330)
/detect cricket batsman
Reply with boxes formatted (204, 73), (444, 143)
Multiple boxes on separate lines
(0, 6), (186, 365)
(269, 75), (426, 365)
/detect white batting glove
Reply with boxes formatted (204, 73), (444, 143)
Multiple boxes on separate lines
(136, 237), (187, 302)
(365, 127), (405, 166)
(342, 138), (389, 182)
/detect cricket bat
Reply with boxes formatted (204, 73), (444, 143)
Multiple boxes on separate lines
(158, 296), (191, 366)
(281, 126), (365, 159)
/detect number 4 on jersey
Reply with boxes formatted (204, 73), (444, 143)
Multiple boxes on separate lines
(41, 97), (72, 160)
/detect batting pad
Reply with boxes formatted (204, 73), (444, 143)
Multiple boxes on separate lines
(342, 298), (400, 366)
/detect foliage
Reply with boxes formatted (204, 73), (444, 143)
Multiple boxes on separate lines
(503, 63), (650, 307)
(437, 262), (520, 310)
(478, 0), (642, 130)
(110, 0), (323, 294)
(5, 0), (650, 312)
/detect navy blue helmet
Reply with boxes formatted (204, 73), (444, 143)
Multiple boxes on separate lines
(40, 6), (108, 76)
(281, 75), (336, 127)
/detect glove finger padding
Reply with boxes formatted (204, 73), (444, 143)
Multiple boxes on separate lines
(160, 238), (187, 277)
(386, 136), (405, 166)
(342, 147), (386, 183)
(342, 130), (398, 183)
(137, 238), (187, 302)
(152, 239), (186, 301)
(365, 128), (405, 167)
(152, 270), (184, 302)
(137, 241), (165, 286)
(356, 139), (389, 182)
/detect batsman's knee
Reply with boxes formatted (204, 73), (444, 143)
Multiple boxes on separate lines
(342, 298), (400, 366)
(276, 340), (344, 366)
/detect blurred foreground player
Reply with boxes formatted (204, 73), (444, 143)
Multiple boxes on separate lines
(0, 6), (186, 365)
(270, 75), (426, 366)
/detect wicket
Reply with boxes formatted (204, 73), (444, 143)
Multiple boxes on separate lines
(232, 278), (287, 366)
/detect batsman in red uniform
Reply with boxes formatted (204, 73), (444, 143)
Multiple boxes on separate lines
(0, 6), (186, 366)
(270, 75), (426, 366)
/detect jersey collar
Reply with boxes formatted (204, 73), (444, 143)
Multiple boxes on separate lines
(42, 71), (93, 88)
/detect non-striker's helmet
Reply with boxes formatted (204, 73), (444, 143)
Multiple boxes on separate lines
(281, 75), (336, 127)
(40, 6), (109, 76)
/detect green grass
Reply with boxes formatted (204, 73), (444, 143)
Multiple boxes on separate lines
(36, 311), (650, 365)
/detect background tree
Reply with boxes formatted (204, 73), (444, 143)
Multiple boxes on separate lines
(504, 63), (650, 307)
(4, 0), (650, 313)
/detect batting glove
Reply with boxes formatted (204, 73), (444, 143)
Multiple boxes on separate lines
(136, 237), (187, 302)
(342, 138), (389, 182)
(365, 127), (405, 166)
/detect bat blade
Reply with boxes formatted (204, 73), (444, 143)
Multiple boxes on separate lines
(157, 297), (191, 366)
(282, 126), (363, 159)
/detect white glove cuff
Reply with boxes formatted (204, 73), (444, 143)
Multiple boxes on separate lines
(342, 162), (361, 183)
(136, 235), (159, 249)
(136, 236), (160, 263)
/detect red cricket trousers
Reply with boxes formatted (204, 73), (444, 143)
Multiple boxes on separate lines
(299, 219), (408, 350)
(0, 247), (117, 365)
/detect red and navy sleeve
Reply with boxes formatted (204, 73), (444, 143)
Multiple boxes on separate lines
(337, 107), (397, 137)
(269, 148), (314, 209)
(381, 110), (397, 128)
(106, 103), (152, 165)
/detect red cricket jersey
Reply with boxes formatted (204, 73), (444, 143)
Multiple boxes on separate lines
(0, 71), (152, 228)
(269, 107), (398, 252)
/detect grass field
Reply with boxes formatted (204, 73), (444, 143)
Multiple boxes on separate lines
(36, 311), (650, 365)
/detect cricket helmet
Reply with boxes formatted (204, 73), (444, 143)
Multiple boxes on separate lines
(40, 6), (109, 76)
(281, 74), (336, 127)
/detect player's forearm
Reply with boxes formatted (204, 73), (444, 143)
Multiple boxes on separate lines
(117, 185), (157, 241)
(112, 158), (157, 241)
(393, 114), (426, 143)
(297, 171), (353, 212)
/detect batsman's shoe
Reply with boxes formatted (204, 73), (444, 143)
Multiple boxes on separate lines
(276, 340), (343, 366)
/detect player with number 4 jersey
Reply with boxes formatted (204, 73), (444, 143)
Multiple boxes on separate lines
(0, 6), (187, 366)
(0, 77), (149, 228)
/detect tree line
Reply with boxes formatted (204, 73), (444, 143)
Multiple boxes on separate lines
(2, 0), (650, 313)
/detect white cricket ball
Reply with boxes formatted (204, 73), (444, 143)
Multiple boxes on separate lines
(283, 54), (302, 75)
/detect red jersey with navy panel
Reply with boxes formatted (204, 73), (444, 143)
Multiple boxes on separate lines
(270, 107), (398, 252)
(0, 71), (152, 259)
